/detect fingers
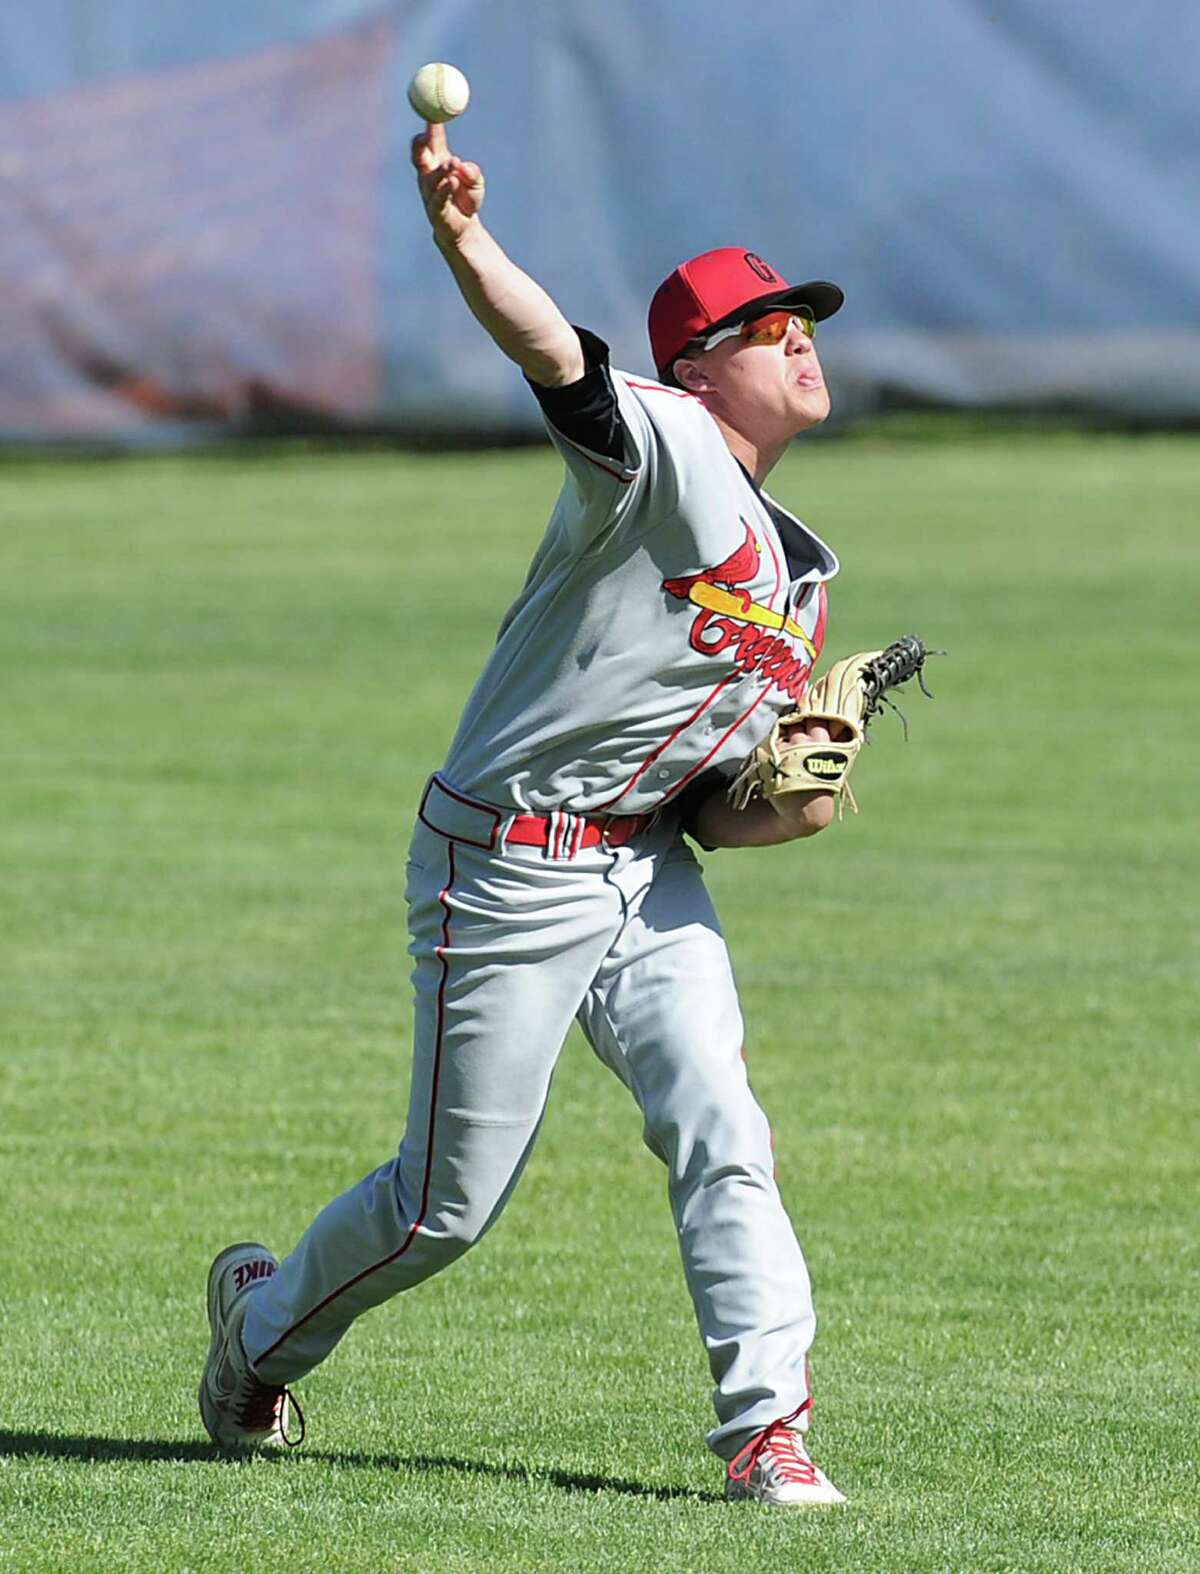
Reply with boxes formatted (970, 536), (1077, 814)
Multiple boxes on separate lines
(410, 123), (450, 173)
(410, 129), (434, 172)
(779, 717), (830, 747)
(410, 118), (485, 234)
(413, 149), (484, 226)
(456, 160), (485, 211)
(420, 159), (464, 206)
(410, 130), (464, 188)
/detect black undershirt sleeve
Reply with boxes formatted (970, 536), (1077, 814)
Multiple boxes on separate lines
(525, 327), (626, 463)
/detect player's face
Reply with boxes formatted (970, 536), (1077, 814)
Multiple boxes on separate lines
(695, 313), (831, 435)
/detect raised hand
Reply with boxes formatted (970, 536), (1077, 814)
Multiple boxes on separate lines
(407, 120), (583, 386)
(411, 121), (485, 247)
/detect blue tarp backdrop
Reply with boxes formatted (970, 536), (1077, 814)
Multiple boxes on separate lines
(1, 1), (1197, 443)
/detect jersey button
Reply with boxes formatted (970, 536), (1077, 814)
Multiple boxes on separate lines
(657, 768), (670, 780)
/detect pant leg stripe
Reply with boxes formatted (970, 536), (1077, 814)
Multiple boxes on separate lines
(256, 843), (456, 1365)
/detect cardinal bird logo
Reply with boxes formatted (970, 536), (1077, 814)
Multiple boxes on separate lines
(662, 521), (762, 612)
(661, 519), (823, 703)
(662, 520), (817, 658)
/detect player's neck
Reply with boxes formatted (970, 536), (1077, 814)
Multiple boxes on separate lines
(711, 416), (788, 489)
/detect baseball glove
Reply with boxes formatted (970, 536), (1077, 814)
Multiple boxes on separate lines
(728, 634), (939, 816)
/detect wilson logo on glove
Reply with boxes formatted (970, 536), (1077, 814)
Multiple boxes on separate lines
(804, 752), (848, 778)
(729, 635), (942, 817)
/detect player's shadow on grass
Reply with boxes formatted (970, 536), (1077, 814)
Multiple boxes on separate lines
(0, 1430), (720, 1504)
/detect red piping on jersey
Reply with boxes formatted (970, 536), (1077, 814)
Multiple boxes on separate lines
(256, 845), (457, 1366)
(664, 680), (774, 801)
(593, 672), (741, 812)
(761, 524), (784, 593)
(757, 510), (788, 621)
(554, 378), (697, 477)
(662, 524), (786, 799)
(599, 513), (786, 812)
(557, 430), (635, 485)
(576, 453), (629, 481)
(625, 380), (695, 400)
(756, 497), (831, 663)
(759, 516), (825, 672)
(813, 582), (828, 650)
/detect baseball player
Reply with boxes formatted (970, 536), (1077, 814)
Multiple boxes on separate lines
(200, 120), (851, 1507)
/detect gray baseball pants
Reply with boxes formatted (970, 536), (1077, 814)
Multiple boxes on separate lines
(241, 776), (816, 1458)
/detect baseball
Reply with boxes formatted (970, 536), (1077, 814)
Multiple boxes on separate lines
(407, 63), (471, 123)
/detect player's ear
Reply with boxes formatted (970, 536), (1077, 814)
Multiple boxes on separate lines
(674, 356), (713, 394)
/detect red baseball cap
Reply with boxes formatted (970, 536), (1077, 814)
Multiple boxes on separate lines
(648, 248), (843, 380)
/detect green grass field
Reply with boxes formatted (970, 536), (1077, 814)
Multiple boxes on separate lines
(1, 434), (1197, 1572)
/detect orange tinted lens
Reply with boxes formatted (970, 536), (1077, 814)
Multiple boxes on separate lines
(740, 311), (794, 346)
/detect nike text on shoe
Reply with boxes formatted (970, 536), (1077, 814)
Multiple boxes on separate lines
(199, 1241), (304, 1449)
(725, 1419), (846, 1507)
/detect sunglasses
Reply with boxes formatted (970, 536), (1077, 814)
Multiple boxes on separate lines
(699, 307), (816, 354)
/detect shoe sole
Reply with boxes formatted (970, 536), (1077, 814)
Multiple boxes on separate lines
(199, 1240), (275, 1448)
(725, 1481), (847, 1507)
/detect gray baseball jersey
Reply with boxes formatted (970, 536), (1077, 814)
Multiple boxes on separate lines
(443, 365), (838, 813)
(237, 345), (840, 1462)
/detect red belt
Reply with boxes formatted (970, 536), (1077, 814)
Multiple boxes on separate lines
(506, 810), (654, 854)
